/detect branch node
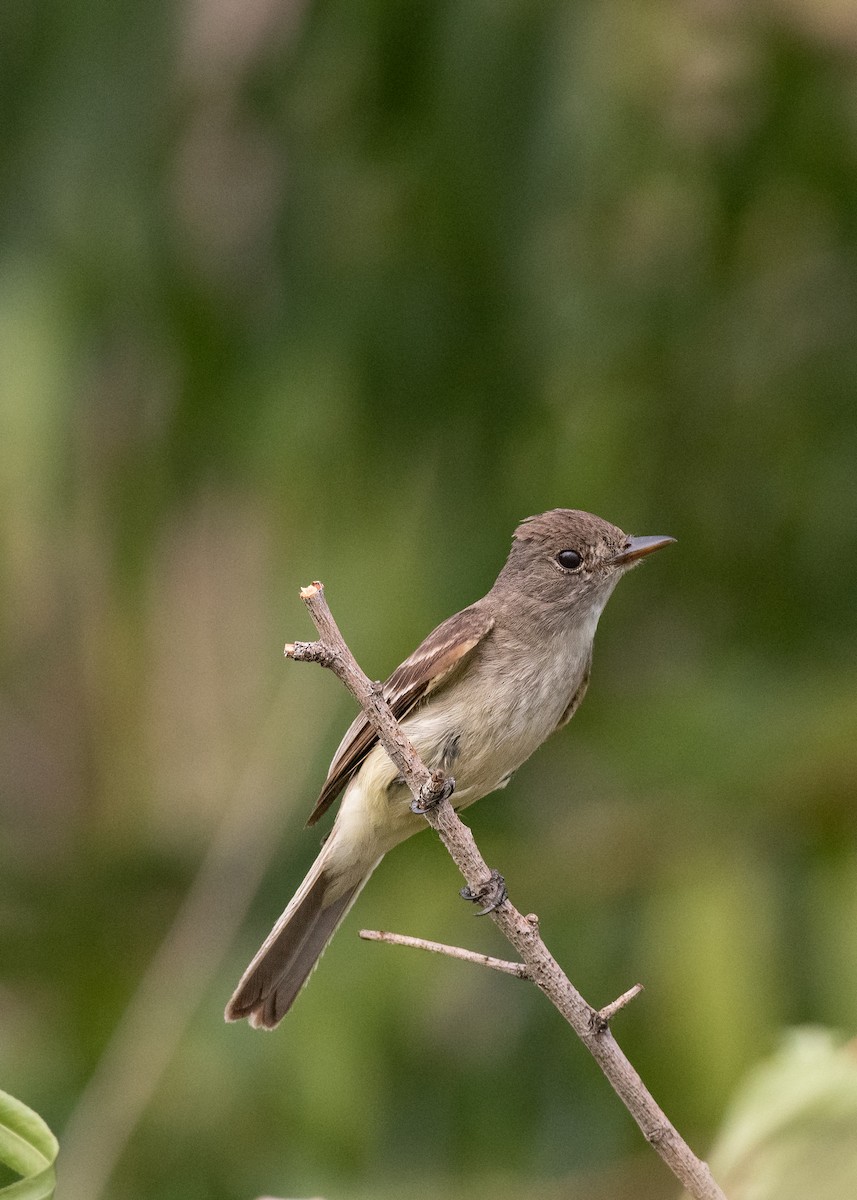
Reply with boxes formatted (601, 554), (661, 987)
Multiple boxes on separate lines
(590, 984), (645, 1032)
(286, 639), (337, 668)
(646, 1123), (670, 1148)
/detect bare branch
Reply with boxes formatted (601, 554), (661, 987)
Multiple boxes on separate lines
(288, 581), (728, 1200)
(359, 929), (530, 978)
(591, 984), (645, 1032)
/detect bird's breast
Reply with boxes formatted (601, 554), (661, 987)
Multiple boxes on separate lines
(405, 617), (595, 805)
(331, 619), (596, 865)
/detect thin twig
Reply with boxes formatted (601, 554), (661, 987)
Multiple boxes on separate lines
(359, 929), (531, 978)
(287, 581), (728, 1200)
(592, 984), (645, 1031)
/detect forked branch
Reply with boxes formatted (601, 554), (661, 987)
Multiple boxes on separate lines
(285, 582), (727, 1200)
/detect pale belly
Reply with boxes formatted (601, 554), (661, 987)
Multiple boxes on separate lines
(326, 622), (593, 884)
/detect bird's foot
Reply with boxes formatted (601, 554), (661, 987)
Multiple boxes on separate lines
(461, 869), (507, 916)
(411, 770), (455, 814)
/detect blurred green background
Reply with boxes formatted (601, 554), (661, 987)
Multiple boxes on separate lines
(2, 0), (857, 1197)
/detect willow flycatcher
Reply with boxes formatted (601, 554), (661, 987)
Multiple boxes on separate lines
(226, 509), (674, 1028)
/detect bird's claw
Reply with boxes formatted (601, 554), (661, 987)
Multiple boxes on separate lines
(460, 869), (507, 915)
(410, 771), (455, 814)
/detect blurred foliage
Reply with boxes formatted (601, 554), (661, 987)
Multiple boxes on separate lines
(2, 0), (857, 1197)
(702, 1028), (857, 1200)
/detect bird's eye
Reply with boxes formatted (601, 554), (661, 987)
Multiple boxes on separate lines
(556, 549), (582, 570)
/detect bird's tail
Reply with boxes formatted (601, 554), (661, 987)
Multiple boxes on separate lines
(225, 837), (379, 1029)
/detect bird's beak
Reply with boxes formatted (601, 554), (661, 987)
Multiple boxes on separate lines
(611, 535), (676, 565)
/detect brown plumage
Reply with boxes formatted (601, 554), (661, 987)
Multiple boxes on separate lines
(226, 510), (674, 1028)
(306, 604), (494, 825)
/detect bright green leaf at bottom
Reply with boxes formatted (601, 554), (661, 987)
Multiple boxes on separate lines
(699, 1027), (857, 1200)
(0, 1089), (58, 1199)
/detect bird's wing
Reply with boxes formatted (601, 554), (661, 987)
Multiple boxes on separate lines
(305, 604), (495, 826)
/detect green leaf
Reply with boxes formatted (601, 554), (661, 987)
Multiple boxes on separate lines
(704, 1028), (857, 1200)
(0, 1090), (58, 1199)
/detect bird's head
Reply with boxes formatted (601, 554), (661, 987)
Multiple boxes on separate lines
(494, 509), (675, 629)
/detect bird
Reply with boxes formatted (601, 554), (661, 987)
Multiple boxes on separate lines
(226, 509), (674, 1028)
